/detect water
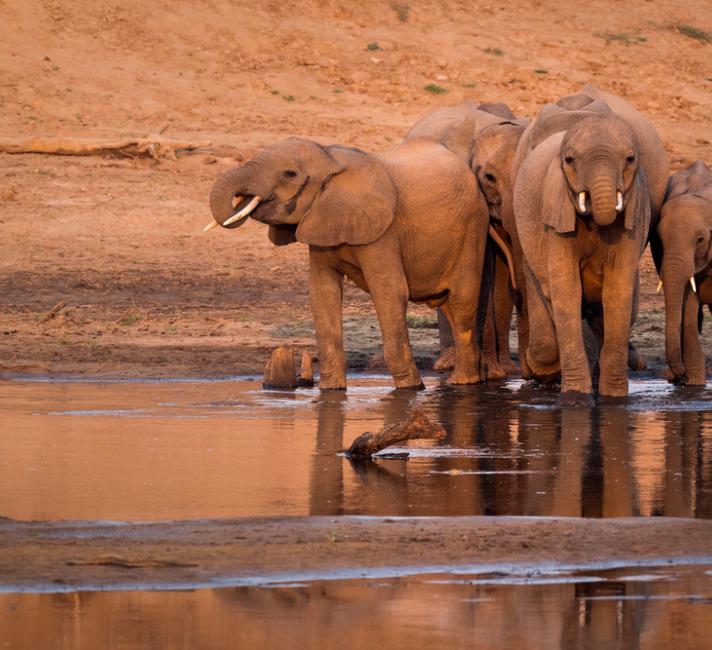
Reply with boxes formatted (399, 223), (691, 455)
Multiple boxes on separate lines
(1, 377), (711, 520)
(2, 376), (711, 648)
(1, 564), (710, 649)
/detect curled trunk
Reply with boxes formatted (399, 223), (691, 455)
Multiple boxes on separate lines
(209, 166), (254, 225)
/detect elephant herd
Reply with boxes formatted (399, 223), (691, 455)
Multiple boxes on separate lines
(204, 84), (712, 403)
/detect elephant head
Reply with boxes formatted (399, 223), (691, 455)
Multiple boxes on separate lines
(471, 120), (528, 225)
(657, 161), (712, 382)
(206, 137), (397, 247)
(543, 115), (650, 234)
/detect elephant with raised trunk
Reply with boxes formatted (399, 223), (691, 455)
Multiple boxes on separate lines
(656, 160), (712, 385)
(205, 137), (490, 390)
(514, 91), (668, 401)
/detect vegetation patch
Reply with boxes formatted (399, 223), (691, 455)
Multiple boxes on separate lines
(594, 31), (647, 45)
(366, 42), (381, 51)
(424, 83), (447, 94)
(676, 24), (712, 43)
(483, 47), (505, 56)
(390, 2), (410, 22)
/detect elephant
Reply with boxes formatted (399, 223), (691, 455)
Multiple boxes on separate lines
(655, 160), (712, 385)
(205, 137), (490, 390)
(403, 101), (523, 378)
(513, 91), (669, 401)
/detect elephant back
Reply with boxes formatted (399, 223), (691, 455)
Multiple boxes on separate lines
(404, 103), (502, 162)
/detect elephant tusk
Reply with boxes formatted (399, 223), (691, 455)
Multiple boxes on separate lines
(578, 192), (587, 213)
(203, 220), (219, 232)
(488, 224), (517, 291)
(223, 195), (262, 226)
(690, 277), (697, 293)
(656, 279), (663, 293)
(616, 191), (623, 213)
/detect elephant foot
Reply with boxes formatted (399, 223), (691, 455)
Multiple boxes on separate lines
(498, 356), (519, 376)
(525, 351), (560, 384)
(318, 375), (347, 391)
(433, 346), (456, 372)
(598, 376), (629, 398)
(627, 345), (647, 371)
(559, 390), (594, 408)
(484, 357), (507, 381)
(392, 369), (425, 390)
(447, 369), (484, 385)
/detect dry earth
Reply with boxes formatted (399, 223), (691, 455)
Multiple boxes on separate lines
(1, 0), (711, 377)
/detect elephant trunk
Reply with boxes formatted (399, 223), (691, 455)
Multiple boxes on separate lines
(661, 255), (694, 381)
(209, 166), (255, 226)
(588, 168), (619, 227)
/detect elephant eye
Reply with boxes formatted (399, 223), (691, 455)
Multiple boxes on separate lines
(484, 172), (497, 183)
(564, 155), (575, 165)
(626, 154), (636, 164)
(284, 170), (297, 178)
(697, 235), (705, 245)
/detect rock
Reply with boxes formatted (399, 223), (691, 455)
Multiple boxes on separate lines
(263, 346), (297, 389)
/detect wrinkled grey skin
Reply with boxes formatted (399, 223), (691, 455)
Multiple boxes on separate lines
(656, 161), (712, 385)
(514, 92), (669, 400)
(404, 101), (524, 378)
(209, 137), (490, 390)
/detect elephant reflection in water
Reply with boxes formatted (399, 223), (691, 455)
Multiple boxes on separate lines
(306, 385), (712, 519)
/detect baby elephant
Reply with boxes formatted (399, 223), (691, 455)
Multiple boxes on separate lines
(205, 137), (490, 390)
(656, 161), (712, 385)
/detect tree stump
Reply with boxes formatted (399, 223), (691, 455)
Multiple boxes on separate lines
(263, 347), (297, 389)
(345, 409), (446, 460)
(297, 350), (315, 387)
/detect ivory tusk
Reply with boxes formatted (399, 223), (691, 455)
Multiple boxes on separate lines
(223, 195), (262, 226)
(488, 224), (517, 291)
(690, 277), (697, 293)
(578, 192), (587, 213)
(616, 191), (623, 213)
(203, 220), (219, 232)
(656, 279), (663, 293)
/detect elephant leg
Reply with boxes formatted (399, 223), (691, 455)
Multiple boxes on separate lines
(523, 263), (560, 383)
(433, 309), (455, 372)
(548, 257), (592, 396)
(493, 250), (517, 374)
(309, 255), (347, 390)
(358, 253), (423, 390)
(598, 270), (636, 397)
(627, 281), (646, 371)
(440, 296), (484, 385)
(682, 293), (706, 385)
(479, 244), (506, 380)
(512, 237), (531, 378)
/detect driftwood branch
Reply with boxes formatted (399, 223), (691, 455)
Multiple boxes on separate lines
(39, 299), (66, 324)
(0, 135), (212, 160)
(345, 409), (446, 460)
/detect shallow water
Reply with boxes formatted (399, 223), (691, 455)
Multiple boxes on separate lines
(1, 563), (710, 649)
(1, 376), (711, 520)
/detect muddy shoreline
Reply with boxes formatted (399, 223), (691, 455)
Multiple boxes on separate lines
(2, 516), (711, 592)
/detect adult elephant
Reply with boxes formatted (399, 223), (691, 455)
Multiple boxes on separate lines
(514, 93), (669, 401)
(205, 137), (490, 390)
(404, 101), (523, 378)
(656, 160), (712, 385)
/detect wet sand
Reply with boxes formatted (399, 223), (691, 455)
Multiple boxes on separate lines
(2, 516), (711, 592)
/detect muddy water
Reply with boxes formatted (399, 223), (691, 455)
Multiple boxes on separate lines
(1, 376), (711, 521)
(1, 563), (711, 649)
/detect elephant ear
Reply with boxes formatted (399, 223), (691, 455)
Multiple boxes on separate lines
(268, 224), (298, 246)
(624, 166), (651, 234)
(296, 146), (397, 247)
(542, 156), (576, 234)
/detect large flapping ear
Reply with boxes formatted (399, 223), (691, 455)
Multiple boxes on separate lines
(624, 166), (651, 233)
(268, 224), (298, 246)
(666, 160), (712, 201)
(542, 155), (576, 234)
(296, 146), (397, 247)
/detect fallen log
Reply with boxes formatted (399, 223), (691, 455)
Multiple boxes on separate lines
(0, 135), (212, 160)
(345, 409), (446, 460)
(39, 299), (66, 324)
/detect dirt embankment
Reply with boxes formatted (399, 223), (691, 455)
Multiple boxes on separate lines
(1, 1), (711, 378)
